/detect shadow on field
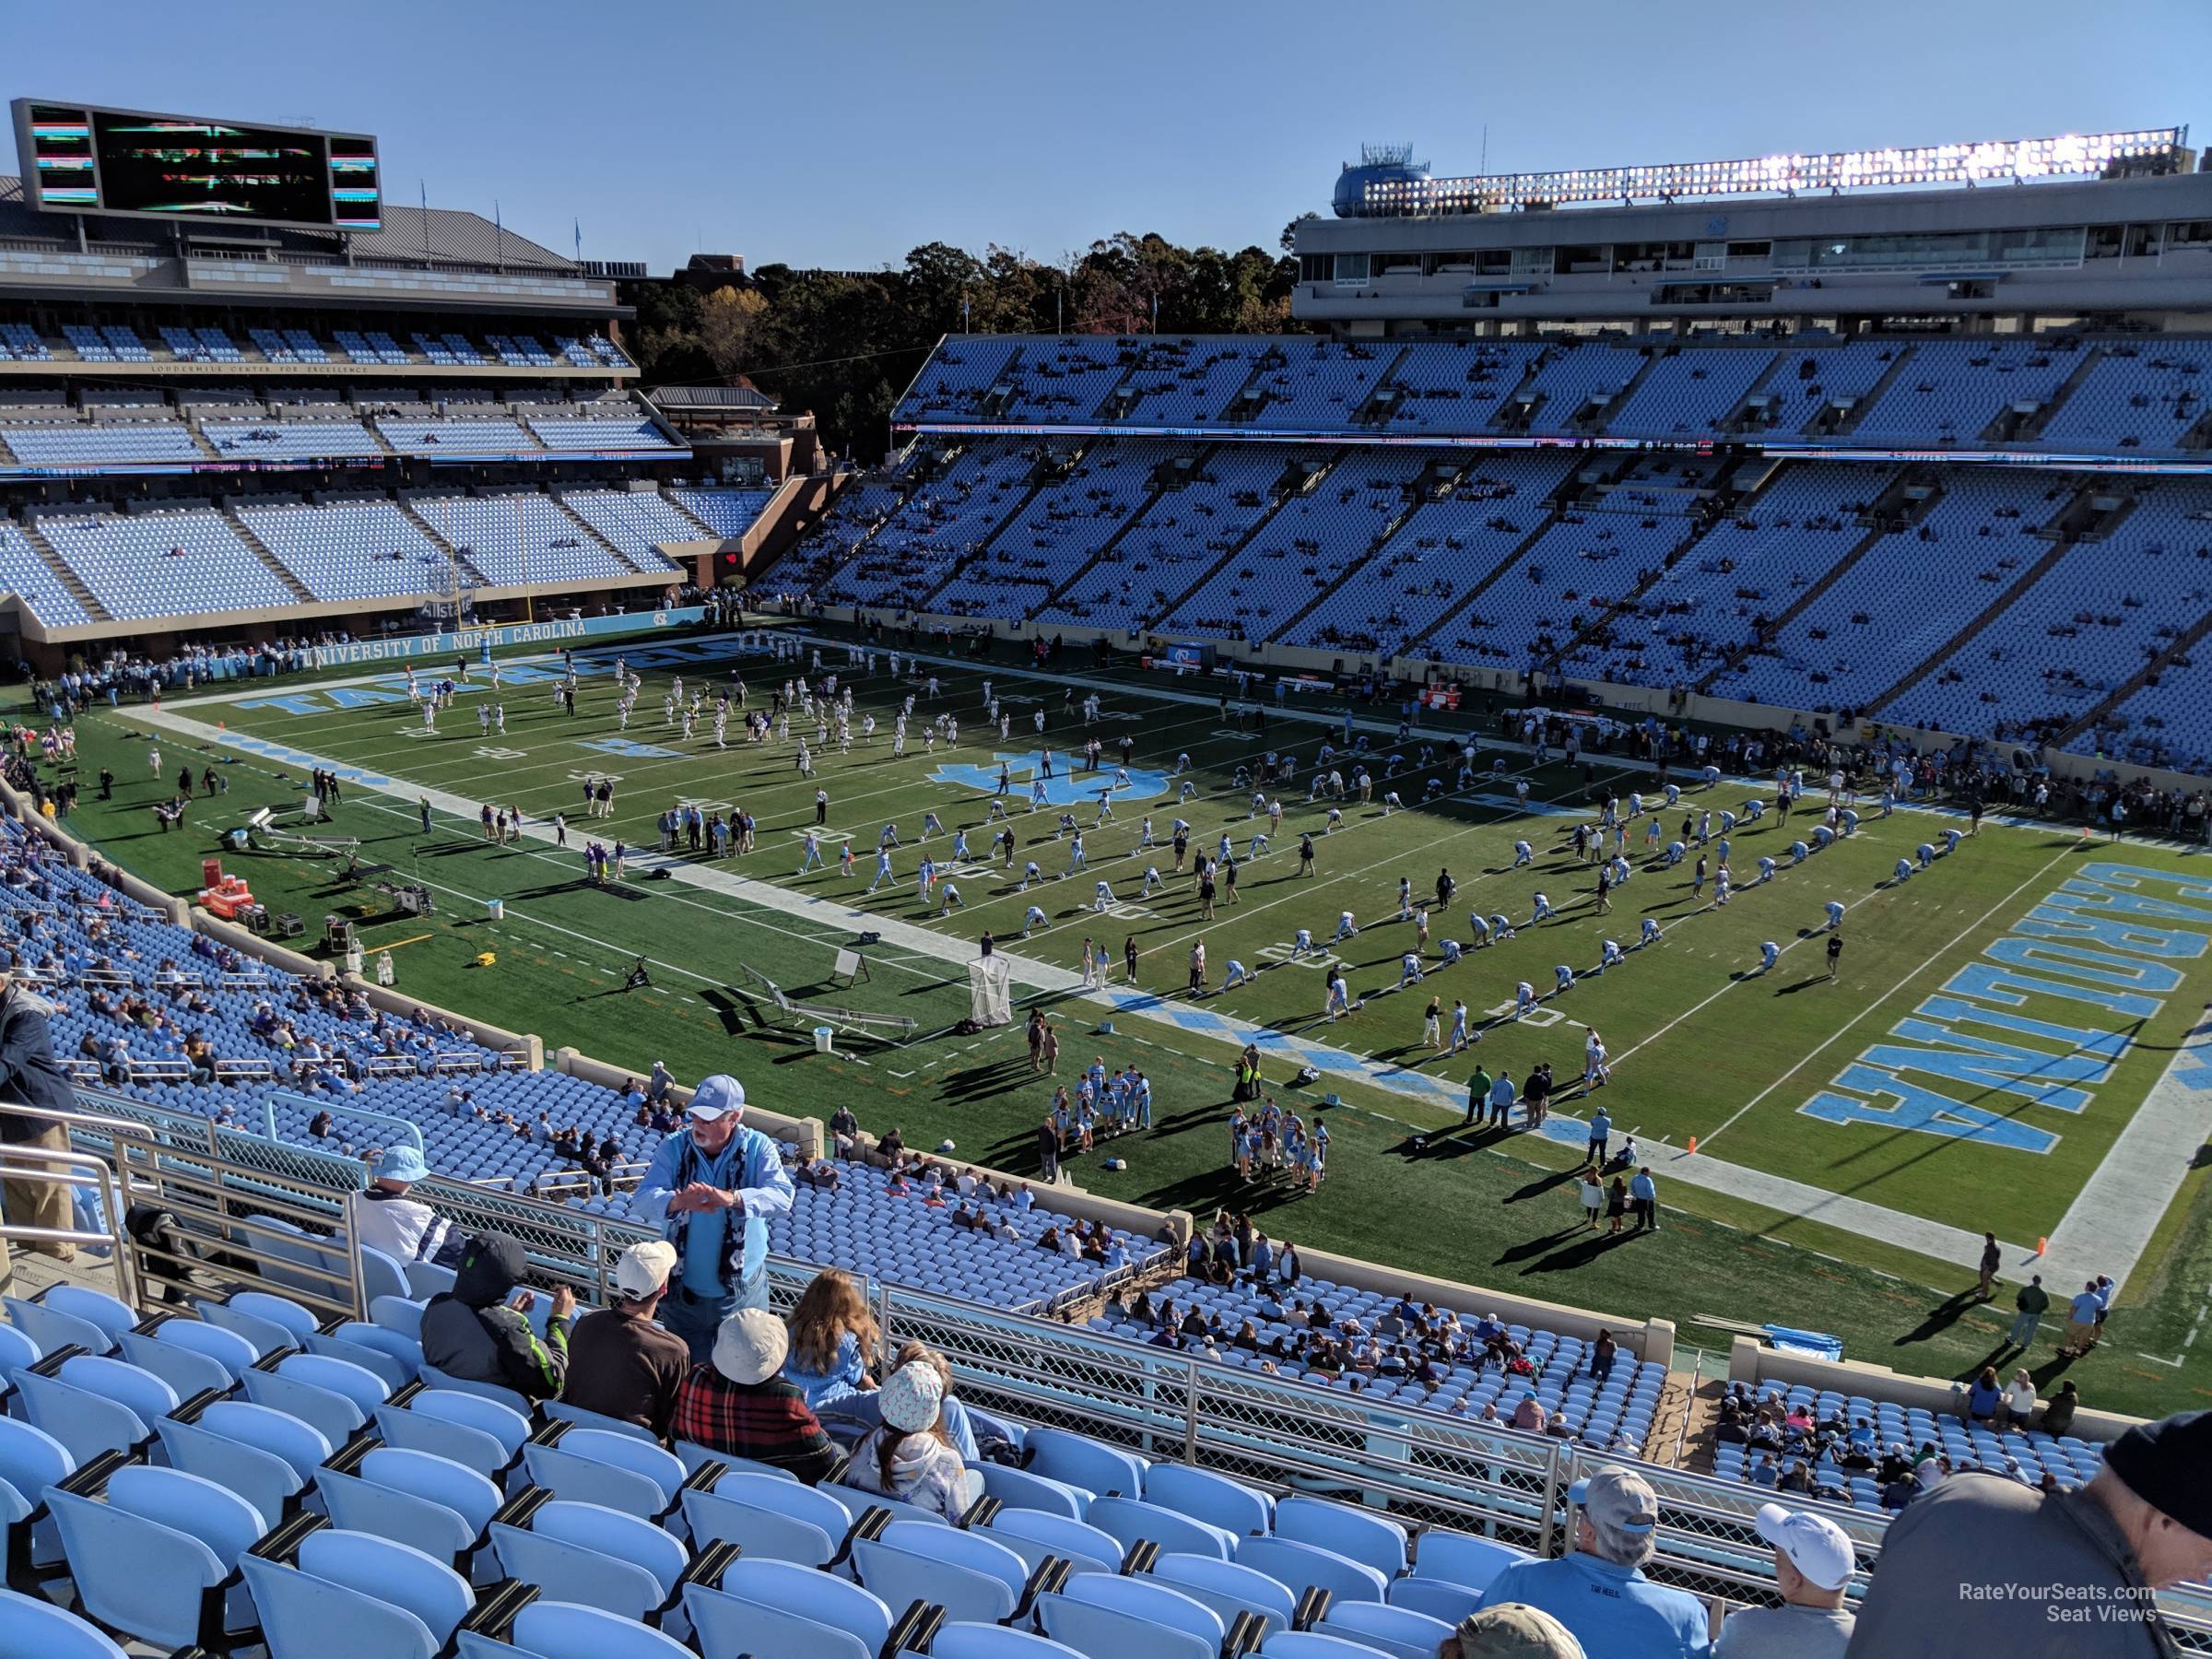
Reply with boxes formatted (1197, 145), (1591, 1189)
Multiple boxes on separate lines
(1892, 1288), (1984, 1347)
(1500, 1228), (1639, 1276)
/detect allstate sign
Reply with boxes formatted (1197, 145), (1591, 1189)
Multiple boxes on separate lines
(927, 750), (1169, 806)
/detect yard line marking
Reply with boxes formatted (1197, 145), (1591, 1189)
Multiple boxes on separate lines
(1689, 841), (2080, 1156)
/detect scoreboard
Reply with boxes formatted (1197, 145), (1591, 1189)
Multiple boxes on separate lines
(12, 99), (380, 232)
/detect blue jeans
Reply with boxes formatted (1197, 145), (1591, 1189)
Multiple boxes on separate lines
(662, 1271), (769, 1365)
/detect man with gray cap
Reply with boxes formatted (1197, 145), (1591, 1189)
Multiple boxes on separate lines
(560, 1240), (688, 1435)
(1478, 1466), (1709, 1659)
(1439, 1605), (1587, 1658)
(347, 1144), (464, 1268)
(633, 1073), (795, 1361)
(1710, 1503), (1855, 1656)
(1847, 1407), (2212, 1655)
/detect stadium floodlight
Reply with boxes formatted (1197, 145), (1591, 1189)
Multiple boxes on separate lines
(1351, 127), (2189, 217)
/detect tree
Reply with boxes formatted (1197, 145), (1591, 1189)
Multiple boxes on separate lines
(696, 287), (768, 380)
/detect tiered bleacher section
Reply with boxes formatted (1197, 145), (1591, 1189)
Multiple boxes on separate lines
(929, 440), (1166, 617)
(38, 507), (295, 620)
(0, 518), (92, 627)
(413, 491), (636, 586)
(235, 499), (453, 603)
(525, 414), (681, 452)
(203, 420), (388, 462)
(831, 446), (1041, 607)
(375, 416), (541, 456)
(2041, 340), (2212, 453)
(0, 422), (205, 466)
(1848, 338), (2085, 447)
(666, 485), (774, 538)
(559, 488), (700, 568)
(1715, 472), (2057, 708)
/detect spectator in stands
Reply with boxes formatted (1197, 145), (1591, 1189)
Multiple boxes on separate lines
(347, 1145), (465, 1269)
(672, 1306), (839, 1484)
(1710, 1503), (1856, 1657)
(783, 1267), (877, 1415)
(1480, 1468), (1709, 1658)
(0, 970), (75, 1261)
(419, 1230), (574, 1401)
(829, 1102), (860, 1157)
(1846, 1409), (2212, 1656)
(2041, 1380), (2080, 1438)
(1437, 1603), (1587, 1658)
(844, 1359), (985, 1520)
(632, 1074), (794, 1362)
(561, 1240), (687, 1435)
(1962, 1366), (2003, 1425)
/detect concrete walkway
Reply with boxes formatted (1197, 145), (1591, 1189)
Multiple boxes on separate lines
(131, 696), (2072, 1290)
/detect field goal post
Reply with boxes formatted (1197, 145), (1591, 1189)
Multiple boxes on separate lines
(968, 954), (1014, 1027)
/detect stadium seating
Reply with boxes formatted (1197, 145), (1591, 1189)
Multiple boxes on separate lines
(930, 440), (1167, 617)
(526, 416), (682, 453)
(376, 418), (541, 456)
(0, 518), (95, 626)
(559, 488), (703, 567)
(0, 423), (205, 466)
(666, 485), (773, 538)
(236, 499), (454, 602)
(204, 420), (387, 462)
(413, 492), (633, 586)
(38, 507), (295, 619)
(2041, 340), (2212, 453)
(0, 322), (54, 361)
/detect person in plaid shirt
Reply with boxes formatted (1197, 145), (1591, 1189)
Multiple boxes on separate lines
(672, 1307), (840, 1485)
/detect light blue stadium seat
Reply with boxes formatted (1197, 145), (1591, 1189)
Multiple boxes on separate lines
(1262, 1632), (1389, 1657)
(1027, 1427), (1145, 1497)
(0, 1318), (38, 1376)
(0, 1585), (128, 1659)
(1145, 1550), (1298, 1638)
(1416, 1530), (1532, 1592)
(1276, 1495), (1408, 1579)
(931, 1626), (1088, 1659)
(1317, 1598), (1457, 1659)
(421, 1364), (532, 1418)
(982, 1461), (1090, 1518)
(1087, 1493), (1237, 1559)
(1143, 1463), (1270, 1535)
(510, 1600), (695, 1659)
(1238, 1534), (1389, 1604)
(46, 1465), (264, 1648)
(5, 1295), (113, 1358)
(37, 1285), (138, 1347)
(492, 1500), (677, 1622)
(12, 1370), (150, 1465)
(1036, 1571), (1222, 1659)
(409, 1386), (532, 1456)
(682, 1473), (850, 1567)
(1386, 1575), (1486, 1625)
(241, 1364), (371, 1446)
(987, 1505), (1122, 1577)
(156, 1413), (307, 1524)
(0, 1417), (73, 1568)
(856, 1516), (1029, 1623)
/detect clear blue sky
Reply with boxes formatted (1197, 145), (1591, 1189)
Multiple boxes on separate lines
(13, 0), (2209, 274)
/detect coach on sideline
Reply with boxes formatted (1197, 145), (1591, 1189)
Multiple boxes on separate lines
(632, 1075), (794, 1362)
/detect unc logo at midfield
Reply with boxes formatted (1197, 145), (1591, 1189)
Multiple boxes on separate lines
(927, 751), (1168, 806)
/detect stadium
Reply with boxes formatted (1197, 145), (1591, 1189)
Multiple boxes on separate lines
(5, 42), (2212, 1659)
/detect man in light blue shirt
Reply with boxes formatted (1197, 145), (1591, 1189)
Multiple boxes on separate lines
(1480, 1467), (1710, 1659)
(1630, 1167), (1660, 1231)
(631, 1074), (795, 1362)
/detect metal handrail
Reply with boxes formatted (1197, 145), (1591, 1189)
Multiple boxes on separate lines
(0, 1139), (136, 1305)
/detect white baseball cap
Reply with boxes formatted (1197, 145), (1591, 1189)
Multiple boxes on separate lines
(688, 1075), (747, 1121)
(612, 1240), (677, 1300)
(1755, 1501), (1856, 1592)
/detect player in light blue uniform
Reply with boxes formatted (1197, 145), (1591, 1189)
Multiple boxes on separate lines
(1917, 842), (1936, 869)
(1757, 854), (1777, 884)
(1440, 937), (1464, 965)
(797, 831), (824, 874)
(1093, 879), (1114, 912)
(867, 848), (894, 892)
(1554, 964), (1575, 992)
(1066, 834), (1086, 875)
(1514, 980), (1537, 1016)
(1600, 939), (1625, 970)
(1399, 952), (1424, 989)
(1790, 840), (1809, 865)
(1468, 912), (1492, 947)
(1335, 911), (1359, 943)
(1640, 917), (1664, 946)
(1512, 839), (1535, 868)
(1825, 900), (1846, 930)
(1290, 927), (1316, 958)
(1022, 904), (1048, 937)
(1894, 857), (1914, 883)
(951, 828), (971, 860)
(1759, 940), (1781, 972)
(1489, 912), (1516, 941)
(1532, 891), (1554, 922)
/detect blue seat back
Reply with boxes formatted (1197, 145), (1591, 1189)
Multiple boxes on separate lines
(1260, 1632), (1388, 1656)
(359, 1246), (411, 1308)
(229, 1290), (322, 1343)
(320, 1468), (477, 1560)
(1143, 1463), (1270, 1536)
(408, 1387), (531, 1455)
(1275, 1495), (1407, 1579)
(278, 1351), (390, 1414)
(404, 1262), (457, 1301)
(930, 1626), (1088, 1659)
(683, 1584), (872, 1659)
(543, 1397), (659, 1442)
(298, 1527), (473, 1642)
(419, 1364), (531, 1418)
(557, 1426), (683, 1500)
(520, 1442), (666, 1520)
(0, 1319), (40, 1376)
(40, 1286), (138, 1346)
(116, 1330), (233, 1399)
(306, 1332), (414, 1394)
(241, 1366), (365, 1444)
(1147, 1552), (1297, 1638)
(60, 1353), (179, 1427)
(853, 1535), (1013, 1624)
(108, 1464), (266, 1559)
(1413, 1530), (1530, 1593)
(1058, 1571), (1223, 1648)
(154, 1318), (259, 1382)
(1026, 1427), (1143, 1497)
(373, 1404), (511, 1477)
(4, 1296), (112, 1358)
(155, 1416), (303, 1524)
(512, 1600), (694, 1659)
(680, 1485), (838, 1568)
(532, 1499), (687, 1596)
(0, 1583), (131, 1659)
(14, 1370), (148, 1465)
(1036, 1592), (1214, 1659)
(198, 1398), (334, 1482)
(715, 1555), (893, 1650)
(44, 1488), (229, 1651)
(1088, 1495), (1235, 1560)
(371, 1296), (427, 1341)
(1386, 1576), (1485, 1626)
(981, 1461), (1089, 1518)
(194, 1299), (296, 1359)
(1236, 1534), (1389, 1604)
(1318, 1599), (1456, 1659)
(240, 1552), (439, 1659)
(988, 1505), (1122, 1577)
(363, 1445), (503, 1534)
(489, 1523), (666, 1622)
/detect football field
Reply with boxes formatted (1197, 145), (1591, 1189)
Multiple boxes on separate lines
(62, 623), (2212, 1410)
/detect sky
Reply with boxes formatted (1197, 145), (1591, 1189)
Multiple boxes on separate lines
(11, 0), (2211, 275)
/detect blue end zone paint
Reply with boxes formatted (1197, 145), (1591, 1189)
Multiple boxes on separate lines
(930, 753), (1170, 808)
(578, 737), (681, 759)
(214, 733), (392, 788)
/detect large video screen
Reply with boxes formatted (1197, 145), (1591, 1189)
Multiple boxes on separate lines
(12, 99), (380, 231)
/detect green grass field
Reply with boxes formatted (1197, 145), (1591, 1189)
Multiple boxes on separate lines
(31, 621), (2212, 1419)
